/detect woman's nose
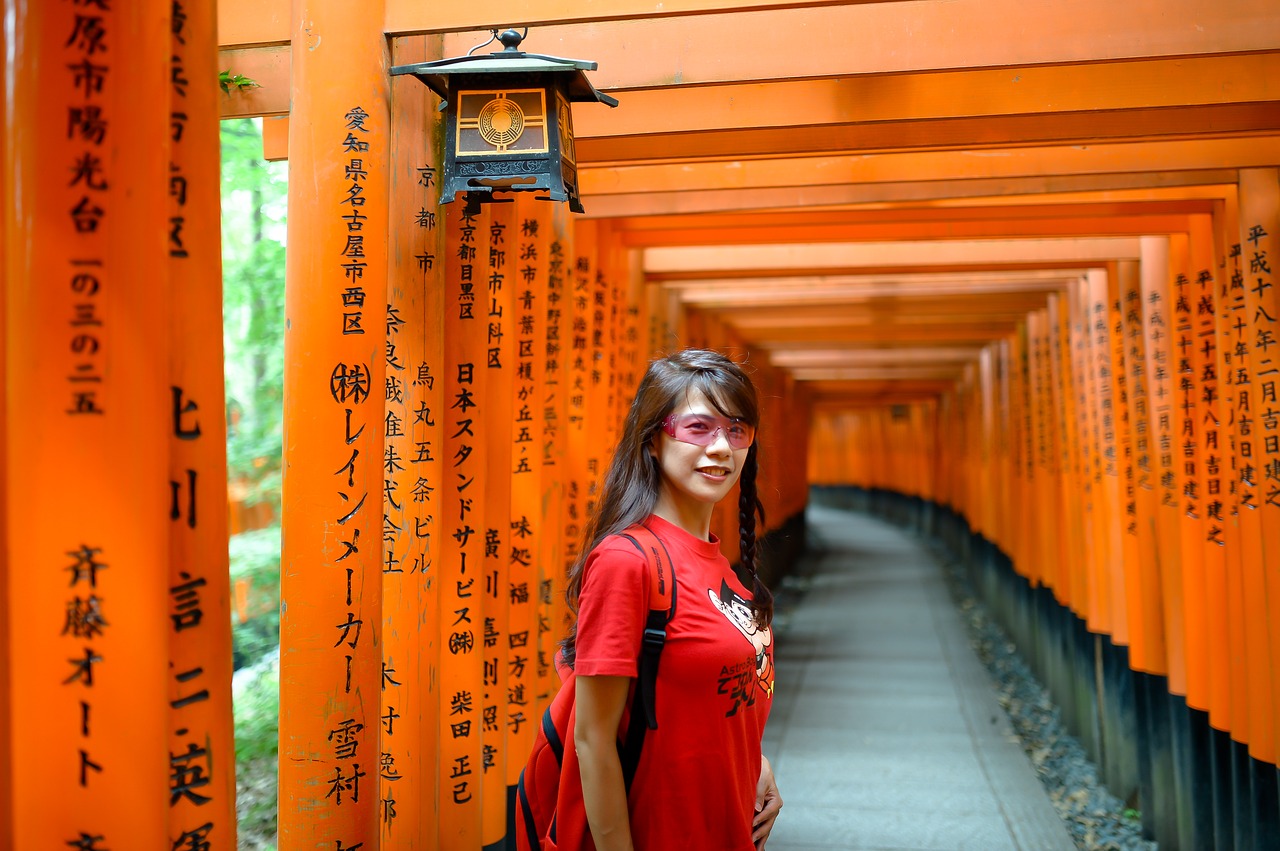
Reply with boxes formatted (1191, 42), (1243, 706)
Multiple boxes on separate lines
(706, 429), (733, 454)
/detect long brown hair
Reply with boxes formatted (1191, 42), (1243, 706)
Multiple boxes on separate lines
(559, 348), (772, 666)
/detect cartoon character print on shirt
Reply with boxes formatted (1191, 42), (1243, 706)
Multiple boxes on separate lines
(709, 579), (775, 717)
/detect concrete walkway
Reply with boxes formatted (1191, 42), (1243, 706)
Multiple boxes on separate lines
(761, 505), (1076, 851)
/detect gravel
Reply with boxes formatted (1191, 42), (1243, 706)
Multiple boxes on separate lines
(937, 553), (1158, 851)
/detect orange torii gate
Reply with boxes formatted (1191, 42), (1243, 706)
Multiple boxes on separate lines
(2, 2), (812, 849)
(4, 0), (1280, 849)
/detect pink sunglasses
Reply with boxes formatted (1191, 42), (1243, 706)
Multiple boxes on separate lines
(662, 413), (756, 449)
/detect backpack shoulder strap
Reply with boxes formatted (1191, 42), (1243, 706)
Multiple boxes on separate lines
(616, 523), (676, 791)
(618, 523), (676, 730)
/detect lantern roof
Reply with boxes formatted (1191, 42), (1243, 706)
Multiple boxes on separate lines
(390, 29), (620, 108)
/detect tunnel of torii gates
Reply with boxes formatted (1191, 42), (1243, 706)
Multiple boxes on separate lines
(2, 0), (1280, 848)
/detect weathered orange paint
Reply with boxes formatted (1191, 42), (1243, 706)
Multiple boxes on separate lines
(7, 1), (172, 844)
(277, 0), (389, 844)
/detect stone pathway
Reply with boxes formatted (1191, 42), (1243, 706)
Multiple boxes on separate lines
(761, 505), (1076, 851)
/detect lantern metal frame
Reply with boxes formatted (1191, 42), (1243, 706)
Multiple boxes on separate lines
(390, 29), (618, 214)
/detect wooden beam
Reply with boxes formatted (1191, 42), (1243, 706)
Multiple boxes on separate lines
(219, 45), (290, 117)
(618, 214), (1197, 247)
(801, 378), (956, 395)
(580, 104), (1280, 167)
(580, 173), (1240, 218)
(572, 54), (1280, 139)
(644, 238), (1140, 273)
(728, 310), (1031, 330)
(664, 269), (1081, 287)
(768, 347), (984, 367)
(791, 366), (967, 382)
(437, 0), (1280, 88)
(624, 203), (1216, 231)
(216, 46), (1280, 149)
(810, 392), (946, 408)
(581, 138), (1280, 196)
(713, 296), (1053, 320)
(737, 323), (1018, 344)
(673, 280), (1076, 306)
(216, 0), (1279, 53)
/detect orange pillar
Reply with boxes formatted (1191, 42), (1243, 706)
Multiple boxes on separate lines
(1140, 237), (1186, 694)
(1218, 192), (1254, 750)
(538, 210), (571, 712)
(1109, 263), (1141, 660)
(6, 1), (172, 845)
(481, 201), (515, 846)
(278, 0), (389, 845)
(1237, 168), (1280, 762)
(1118, 259), (1167, 675)
(563, 219), (594, 639)
(1168, 229), (1209, 713)
(0, 4), (9, 838)
(508, 194), (552, 788)
(441, 201), (490, 845)
(1082, 272), (1121, 636)
(383, 33), (445, 847)
(168, 0), (238, 845)
(1188, 213), (1230, 731)
(585, 221), (611, 528)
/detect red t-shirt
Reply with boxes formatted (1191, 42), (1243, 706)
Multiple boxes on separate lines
(574, 514), (775, 850)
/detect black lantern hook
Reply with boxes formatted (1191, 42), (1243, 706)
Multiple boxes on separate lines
(467, 27), (529, 56)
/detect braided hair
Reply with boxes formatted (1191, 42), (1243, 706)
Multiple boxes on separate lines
(737, 442), (773, 628)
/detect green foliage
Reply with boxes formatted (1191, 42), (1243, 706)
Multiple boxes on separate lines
(234, 660), (279, 846)
(222, 119), (288, 515)
(229, 524), (281, 669)
(222, 117), (286, 849)
(220, 70), (262, 95)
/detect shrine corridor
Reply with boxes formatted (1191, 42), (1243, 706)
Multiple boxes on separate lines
(4, 0), (1280, 849)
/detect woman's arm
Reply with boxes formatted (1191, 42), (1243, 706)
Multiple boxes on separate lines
(752, 755), (783, 849)
(575, 674), (635, 851)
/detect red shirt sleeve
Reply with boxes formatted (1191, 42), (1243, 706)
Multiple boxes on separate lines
(572, 536), (650, 678)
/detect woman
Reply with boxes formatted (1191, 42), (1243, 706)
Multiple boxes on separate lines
(561, 348), (783, 850)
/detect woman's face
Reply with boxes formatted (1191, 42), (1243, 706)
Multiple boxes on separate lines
(650, 388), (751, 514)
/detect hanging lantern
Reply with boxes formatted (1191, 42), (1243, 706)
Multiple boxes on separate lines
(390, 28), (618, 214)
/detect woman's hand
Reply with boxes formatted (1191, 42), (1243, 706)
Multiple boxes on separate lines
(752, 755), (783, 849)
